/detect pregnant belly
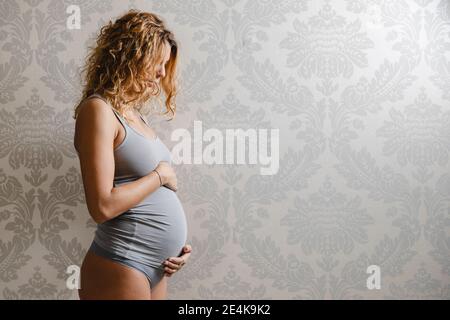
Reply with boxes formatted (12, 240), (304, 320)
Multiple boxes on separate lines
(93, 186), (188, 269)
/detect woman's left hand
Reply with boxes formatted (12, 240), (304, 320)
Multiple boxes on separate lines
(163, 244), (192, 277)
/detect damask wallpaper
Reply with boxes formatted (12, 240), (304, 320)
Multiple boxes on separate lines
(0, 0), (449, 300)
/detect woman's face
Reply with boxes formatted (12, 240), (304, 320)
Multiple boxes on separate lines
(155, 41), (171, 83)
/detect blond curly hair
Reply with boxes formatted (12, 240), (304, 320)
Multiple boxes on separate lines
(73, 9), (178, 121)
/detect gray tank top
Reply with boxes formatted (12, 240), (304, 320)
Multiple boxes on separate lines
(82, 93), (188, 270)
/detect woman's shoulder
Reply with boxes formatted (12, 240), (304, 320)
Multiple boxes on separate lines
(77, 96), (116, 121)
(74, 96), (119, 151)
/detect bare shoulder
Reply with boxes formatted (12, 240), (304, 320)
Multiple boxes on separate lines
(74, 97), (118, 152)
(76, 97), (116, 122)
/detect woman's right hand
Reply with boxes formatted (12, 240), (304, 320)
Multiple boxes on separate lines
(154, 161), (177, 192)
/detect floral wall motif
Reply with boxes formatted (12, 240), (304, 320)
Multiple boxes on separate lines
(0, 0), (449, 299)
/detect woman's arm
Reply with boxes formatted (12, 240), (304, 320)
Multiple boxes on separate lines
(74, 98), (161, 224)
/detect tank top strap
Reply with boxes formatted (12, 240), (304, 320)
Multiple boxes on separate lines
(137, 111), (152, 127)
(110, 107), (128, 128)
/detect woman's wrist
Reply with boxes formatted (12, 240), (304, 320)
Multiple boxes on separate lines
(153, 169), (163, 186)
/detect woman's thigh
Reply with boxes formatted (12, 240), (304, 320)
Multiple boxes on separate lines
(78, 250), (151, 300)
(151, 275), (167, 300)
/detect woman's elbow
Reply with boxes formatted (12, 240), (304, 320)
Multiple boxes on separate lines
(93, 212), (107, 224)
(88, 201), (110, 224)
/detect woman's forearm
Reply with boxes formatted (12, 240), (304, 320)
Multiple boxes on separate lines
(97, 170), (161, 223)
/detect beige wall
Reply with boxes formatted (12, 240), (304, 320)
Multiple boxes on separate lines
(0, 0), (449, 299)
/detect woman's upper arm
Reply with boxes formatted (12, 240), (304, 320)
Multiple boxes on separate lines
(74, 99), (117, 223)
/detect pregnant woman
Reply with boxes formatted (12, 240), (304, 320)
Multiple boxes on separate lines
(73, 10), (191, 300)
